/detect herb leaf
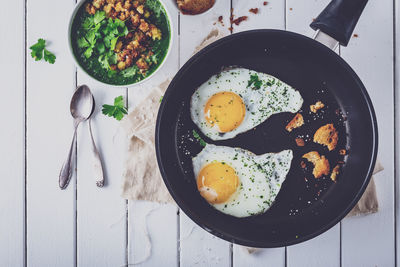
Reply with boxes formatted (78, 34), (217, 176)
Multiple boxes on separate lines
(30, 38), (46, 60)
(82, 17), (94, 30)
(77, 37), (90, 48)
(102, 96), (128, 121)
(247, 74), (262, 89)
(44, 49), (56, 64)
(120, 66), (138, 78)
(145, 0), (162, 17)
(30, 38), (56, 64)
(192, 130), (207, 147)
(84, 47), (93, 59)
(93, 11), (106, 24)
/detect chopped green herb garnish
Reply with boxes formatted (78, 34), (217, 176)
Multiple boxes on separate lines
(192, 130), (207, 147)
(247, 74), (262, 89)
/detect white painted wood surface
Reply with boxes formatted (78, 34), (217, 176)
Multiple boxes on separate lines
(0, 0), (25, 266)
(26, 0), (76, 266)
(76, 72), (128, 266)
(1, 0), (398, 266)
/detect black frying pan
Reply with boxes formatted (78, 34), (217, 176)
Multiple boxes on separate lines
(156, 0), (377, 247)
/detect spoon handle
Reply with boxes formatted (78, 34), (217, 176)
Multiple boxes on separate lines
(59, 127), (78, 189)
(88, 119), (104, 187)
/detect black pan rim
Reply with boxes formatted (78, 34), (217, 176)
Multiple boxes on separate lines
(155, 29), (379, 248)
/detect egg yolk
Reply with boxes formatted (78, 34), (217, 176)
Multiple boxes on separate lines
(204, 92), (246, 133)
(197, 162), (239, 204)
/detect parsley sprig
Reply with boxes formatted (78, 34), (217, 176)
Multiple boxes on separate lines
(102, 96), (128, 121)
(30, 38), (56, 64)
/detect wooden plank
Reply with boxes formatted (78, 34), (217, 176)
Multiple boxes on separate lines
(179, 1), (232, 265)
(231, 0), (285, 32)
(128, 202), (178, 266)
(26, 0), (76, 266)
(233, 245), (285, 267)
(340, 0), (395, 266)
(180, 212), (231, 266)
(125, 0), (180, 265)
(0, 0), (25, 265)
(76, 73), (128, 266)
(287, 225), (340, 267)
(179, 0), (231, 65)
(285, 1), (341, 267)
(231, 0), (286, 265)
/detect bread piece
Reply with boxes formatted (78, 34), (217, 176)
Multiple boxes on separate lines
(310, 101), (325, 113)
(176, 0), (215, 15)
(303, 151), (330, 178)
(285, 113), (304, 132)
(313, 123), (338, 151)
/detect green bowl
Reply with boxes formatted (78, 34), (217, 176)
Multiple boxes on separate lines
(68, 0), (173, 87)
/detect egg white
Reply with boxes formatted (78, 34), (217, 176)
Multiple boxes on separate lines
(192, 144), (293, 218)
(190, 67), (303, 140)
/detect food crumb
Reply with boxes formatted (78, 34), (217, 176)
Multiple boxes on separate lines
(313, 123), (338, 151)
(295, 138), (305, 147)
(249, 8), (259, 14)
(286, 113), (304, 132)
(331, 164), (340, 182)
(232, 16), (248, 26)
(303, 151), (330, 178)
(300, 161), (306, 169)
(263, 1), (268, 6)
(310, 101), (325, 113)
(217, 15), (224, 26)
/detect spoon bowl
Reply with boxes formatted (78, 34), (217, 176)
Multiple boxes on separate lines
(70, 85), (93, 122)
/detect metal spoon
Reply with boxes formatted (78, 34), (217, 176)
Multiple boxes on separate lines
(59, 85), (94, 189)
(87, 95), (105, 187)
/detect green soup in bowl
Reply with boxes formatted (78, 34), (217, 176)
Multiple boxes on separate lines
(69, 0), (172, 86)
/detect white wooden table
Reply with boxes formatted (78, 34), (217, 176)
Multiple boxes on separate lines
(1, 0), (399, 266)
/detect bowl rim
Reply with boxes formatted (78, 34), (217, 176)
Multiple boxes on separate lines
(68, 0), (174, 88)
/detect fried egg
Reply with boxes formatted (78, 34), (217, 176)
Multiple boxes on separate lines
(192, 144), (293, 217)
(190, 67), (303, 140)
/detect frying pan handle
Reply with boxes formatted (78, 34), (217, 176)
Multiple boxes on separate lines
(310, 0), (368, 46)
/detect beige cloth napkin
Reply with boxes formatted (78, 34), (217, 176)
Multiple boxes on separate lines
(121, 29), (383, 217)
